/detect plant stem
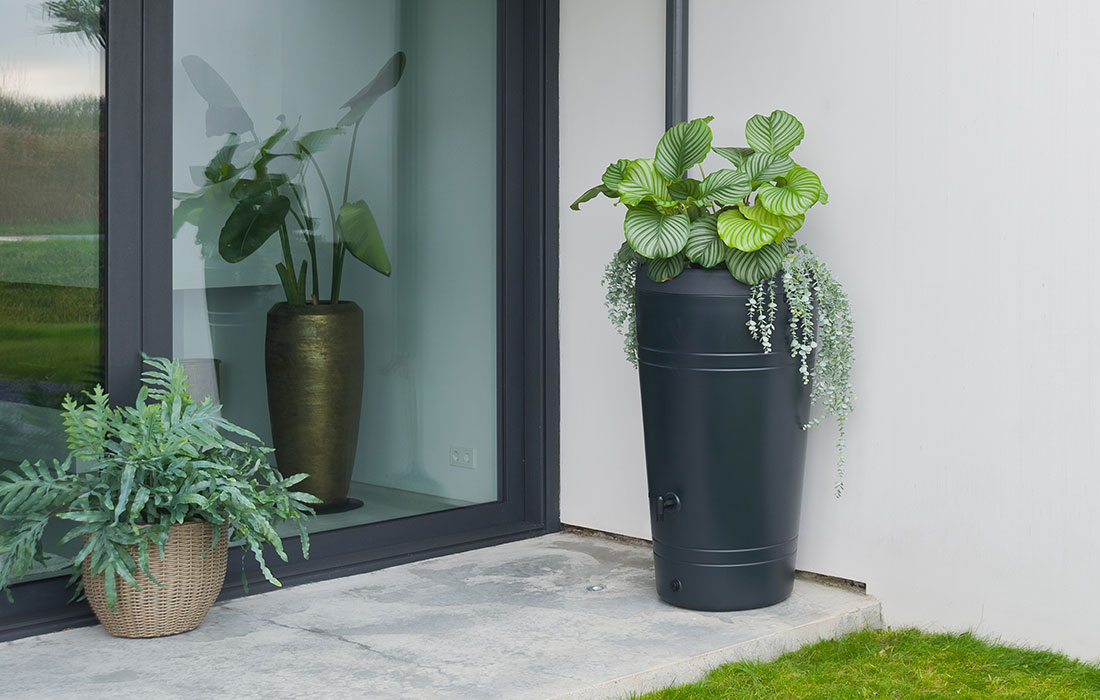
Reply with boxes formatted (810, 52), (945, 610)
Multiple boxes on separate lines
(332, 119), (363, 304)
(301, 150), (341, 303)
(290, 184), (320, 302)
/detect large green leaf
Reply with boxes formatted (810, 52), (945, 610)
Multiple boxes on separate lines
(203, 138), (242, 184)
(338, 52), (406, 127)
(712, 146), (753, 169)
(739, 202), (804, 242)
(624, 202), (689, 259)
(684, 214), (726, 268)
(726, 243), (785, 285)
(570, 183), (615, 211)
(602, 159), (631, 192)
(617, 159), (671, 206)
(697, 169), (751, 206)
(645, 253), (686, 282)
(756, 166), (822, 216)
(338, 200), (391, 275)
(655, 116), (714, 180)
(668, 178), (701, 201)
(745, 110), (804, 156)
(297, 127), (344, 157)
(742, 153), (795, 182)
(717, 209), (780, 252)
(218, 195), (290, 263)
(230, 173), (289, 202)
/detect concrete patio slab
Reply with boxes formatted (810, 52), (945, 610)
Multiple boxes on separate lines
(0, 532), (881, 700)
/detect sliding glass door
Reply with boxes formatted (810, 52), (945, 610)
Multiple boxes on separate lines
(0, 0), (105, 583)
(0, 0), (554, 641)
(171, 0), (501, 533)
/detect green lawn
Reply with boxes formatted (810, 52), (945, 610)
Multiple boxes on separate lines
(0, 219), (99, 238)
(0, 236), (100, 288)
(636, 628), (1100, 700)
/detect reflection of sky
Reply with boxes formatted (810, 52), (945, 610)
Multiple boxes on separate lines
(0, 3), (102, 100)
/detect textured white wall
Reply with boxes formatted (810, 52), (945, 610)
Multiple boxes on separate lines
(560, 0), (1100, 661)
(559, 0), (665, 539)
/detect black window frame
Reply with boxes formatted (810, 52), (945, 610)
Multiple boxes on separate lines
(0, 0), (560, 642)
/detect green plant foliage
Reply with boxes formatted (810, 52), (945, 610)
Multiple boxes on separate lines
(717, 210), (779, 252)
(745, 109), (805, 156)
(645, 254), (686, 283)
(725, 243), (785, 285)
(175, 53), (405, 306)
(684, 214), (726, 268)
(339, 200), (391, 276)
(0, 357), (319, 609)
(602, 243), (642, 367)
(697, 169), (751, 206)
(570, 110), (825, 284)
(654, 116), (714, 180)
(573, 111), (855, 493)
(756, 166), (823, 216)
(618, 159), (673, 207)
(624, 202), (689, 259)
(779, 245), (855, 495)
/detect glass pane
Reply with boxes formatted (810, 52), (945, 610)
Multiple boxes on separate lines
(0, 1), (105, 580)
(172, 0), (499, 533)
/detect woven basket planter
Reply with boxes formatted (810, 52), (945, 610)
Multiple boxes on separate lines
(82, 521), (228, 638)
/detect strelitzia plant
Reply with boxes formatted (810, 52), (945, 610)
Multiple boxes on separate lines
(173, 52), (406, 304)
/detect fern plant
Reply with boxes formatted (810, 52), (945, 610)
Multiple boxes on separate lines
(578, 111), (855, 491)
(0, 357), (320, 608)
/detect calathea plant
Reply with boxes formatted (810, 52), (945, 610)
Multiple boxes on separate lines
(574, 111), (855, 493)
(173, 52), (405, 304)
(0, 357), (320, 608)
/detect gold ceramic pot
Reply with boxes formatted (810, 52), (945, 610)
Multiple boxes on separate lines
(265, 301), (364, 509)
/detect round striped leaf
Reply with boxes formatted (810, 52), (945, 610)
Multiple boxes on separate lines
(655, 116), (714, 180)
(712, 146), (753, 169)
(717, 209), (780, 252)
(756, 166), (822, 216)
(617, 158), (671, 206)
(668, 178), (701, 202)
(698, 169), (751, 206)
(624, 202), (689, 259)
(570, 183), (615, 211)
(745, 110), (804, 156)
(726, 243), (785, 285)
(684, 214), (726, 268)
(602, 159), (631, 192)
(645, 253), (686, 282)
(742, 153), (795, 182)
(739, 202), (804, 242)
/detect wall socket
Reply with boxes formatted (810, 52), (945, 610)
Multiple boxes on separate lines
(449, 445), (476, 469)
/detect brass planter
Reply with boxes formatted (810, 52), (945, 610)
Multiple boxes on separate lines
(265, 301), (364, 509)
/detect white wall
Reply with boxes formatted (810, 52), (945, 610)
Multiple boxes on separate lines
(560, 0), (1100, 661)
(559, 0), (666, 539)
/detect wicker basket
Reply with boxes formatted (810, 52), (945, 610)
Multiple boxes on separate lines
(82, 521), (228, 638)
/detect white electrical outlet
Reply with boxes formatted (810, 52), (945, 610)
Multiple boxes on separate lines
(449, 445), (476, 469)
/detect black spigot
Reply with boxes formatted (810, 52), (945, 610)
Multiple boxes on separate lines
(655, 492), (680, 521)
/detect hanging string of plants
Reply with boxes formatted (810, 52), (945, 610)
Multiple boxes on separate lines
(573, 110), (855, 611)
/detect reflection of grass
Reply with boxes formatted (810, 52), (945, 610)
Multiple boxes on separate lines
(0, 220), (98, 237)
(0, 322), (100, 385)
(0, 93), (99, 133)
(0, 282), (100, 388)
(0, 237), (100, 288)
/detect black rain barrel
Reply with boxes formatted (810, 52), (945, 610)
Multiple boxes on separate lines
(636, 265), (811, 611)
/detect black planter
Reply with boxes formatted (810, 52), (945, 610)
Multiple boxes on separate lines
(636, 265), (811, 611)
